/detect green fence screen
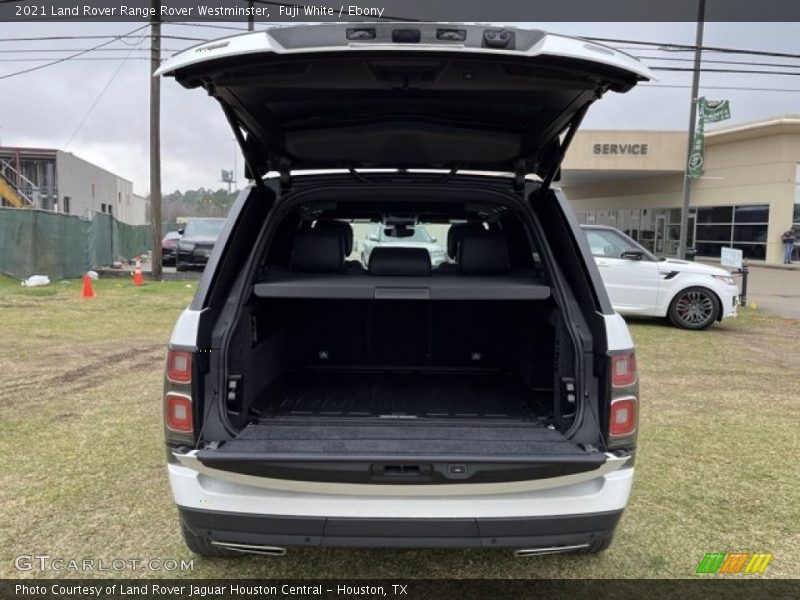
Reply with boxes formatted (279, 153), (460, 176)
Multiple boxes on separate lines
(0, 208), (151, 280)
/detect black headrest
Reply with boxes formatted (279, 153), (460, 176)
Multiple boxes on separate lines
(458, 231), (510, 274)
(313, 220), (354, 255)
(368, 247), (431, 277)
(447, 222), (486, 259)
(291, 227), (344, 273)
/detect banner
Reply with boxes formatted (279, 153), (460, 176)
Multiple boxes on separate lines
(700, 98), (732, 123)
(688, 97), (731, 179)
(687, 116), (705, 179)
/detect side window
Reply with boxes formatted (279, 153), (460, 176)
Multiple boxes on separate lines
(586, 230), (638, 259)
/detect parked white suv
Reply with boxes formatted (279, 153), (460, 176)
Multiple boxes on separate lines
(158, 23), (651, 557)
(583, 225), (739, 329)
(360, 223), (447, 268)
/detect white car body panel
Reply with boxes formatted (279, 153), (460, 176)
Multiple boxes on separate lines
(174, 451), (629, 497)
(602, 313), (635, 351)
(155, 26), (653, 81)
(595, 257), (661, 314)
(169, 309), (201, 347)
(168, 463), (634, 519)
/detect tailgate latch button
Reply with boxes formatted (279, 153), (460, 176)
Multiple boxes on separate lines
(448, 464), (468, 477)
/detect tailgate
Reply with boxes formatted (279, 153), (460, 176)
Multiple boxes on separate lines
(177, 420), (628, 495)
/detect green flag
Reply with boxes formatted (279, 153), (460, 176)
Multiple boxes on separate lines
(700, 97), (731, 123)
(687, 117), (705, 179)
(688, 97), (731, 179)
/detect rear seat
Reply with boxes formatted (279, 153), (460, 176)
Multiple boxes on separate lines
(292, 220), (365, 274)
(290, 222), (511, 278)
(458, 230), (510, 274)
(368, 246), (431, 277)
(291, 227), (344, 273)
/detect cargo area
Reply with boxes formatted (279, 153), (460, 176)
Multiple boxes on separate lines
(211, 211), (591, 474)
(217, 293), (585, 462)
(255, 370), (546, 421)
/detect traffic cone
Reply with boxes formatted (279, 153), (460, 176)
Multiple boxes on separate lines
(81, 273), (95, 299)
(132, 260), (145, 286)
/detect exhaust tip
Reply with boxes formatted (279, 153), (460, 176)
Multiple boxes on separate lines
(514, 543), (589, 557)
(211, 541), (287, 556)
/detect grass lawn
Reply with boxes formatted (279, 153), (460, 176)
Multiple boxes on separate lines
(0, 275), (797, 579)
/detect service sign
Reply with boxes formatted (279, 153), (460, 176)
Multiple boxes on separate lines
(720, 246), (743, 269)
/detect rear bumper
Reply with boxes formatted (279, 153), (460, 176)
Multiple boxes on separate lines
(179, 506), (622, 549)
(176, 249), (211, 267)
(161, 247), (176, 263)
(169, 462), (633, 549)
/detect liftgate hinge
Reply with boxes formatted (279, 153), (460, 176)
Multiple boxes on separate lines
(278, 158), (291, 191)
(513, 160), (527, 191)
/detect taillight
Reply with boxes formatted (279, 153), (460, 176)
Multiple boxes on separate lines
(607, 351), (639, 449)
(165, 392), (193, 433)
(164, 347), (195, 443)
(611, 353), (637, 387)
(166, 350), (192, 383)
(609, 397), (637, 436)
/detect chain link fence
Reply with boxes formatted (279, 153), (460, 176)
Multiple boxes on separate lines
(0, 208), (151, 280)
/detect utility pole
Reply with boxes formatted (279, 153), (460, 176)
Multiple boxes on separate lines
(150, 0), (163, 280)
(248, 1), (255, 31)
(677, 0), (706, 259)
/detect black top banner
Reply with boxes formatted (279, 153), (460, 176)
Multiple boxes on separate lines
(1, 0), (800, 23)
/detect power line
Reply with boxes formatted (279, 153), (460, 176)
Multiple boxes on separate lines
(635, 54), (800, 70)
(641, 83), (800, 93)
(0, 48), (184, 53)
(588, 36), (800, 60)
(0, 24), (151, 80)
(0, 34), (207, 42)
(650, 66), (800, 76)
(0, 57), (152, 62)
(168, 22), (254, 32)
(63, 38), (145, 149)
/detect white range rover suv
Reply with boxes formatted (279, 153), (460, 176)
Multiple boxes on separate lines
(583, 225), (739, 329)
(158, 23), (651, 557)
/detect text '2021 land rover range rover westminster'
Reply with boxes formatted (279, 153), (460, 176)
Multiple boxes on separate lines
(157, 23), (651, 557)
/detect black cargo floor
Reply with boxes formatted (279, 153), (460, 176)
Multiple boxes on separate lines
(219, 420), (588, 457)
(254, 370), (549, 420)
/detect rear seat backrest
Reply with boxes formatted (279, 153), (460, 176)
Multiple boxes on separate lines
(458, 231), (510, 274)
(290, 227), (344, 273)
(368, 247), (431, 276)
(447, 222), (486, 260)
(314, 220), (354, 256)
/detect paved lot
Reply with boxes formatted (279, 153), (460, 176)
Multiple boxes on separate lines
(738, 265), (800, 319)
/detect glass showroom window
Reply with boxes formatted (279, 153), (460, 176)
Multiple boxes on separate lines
(694, 204), (769, 260)
(794, 164), (800, 260)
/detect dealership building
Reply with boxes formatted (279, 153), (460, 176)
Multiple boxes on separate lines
(560, 114), (800, 265)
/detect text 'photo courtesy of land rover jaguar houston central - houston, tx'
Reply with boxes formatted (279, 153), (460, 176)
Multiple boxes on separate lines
(157, 23), (650, 557)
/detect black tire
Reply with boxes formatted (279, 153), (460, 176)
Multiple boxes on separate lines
(180, 518), (238, 558)
(668, 286), (720, 330)
(175, 262), (186, 272)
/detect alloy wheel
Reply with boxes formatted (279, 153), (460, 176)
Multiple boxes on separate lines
(674, 290), (715, 327)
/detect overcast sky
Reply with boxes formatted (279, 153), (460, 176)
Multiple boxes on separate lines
(1, 21), (798, 194)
